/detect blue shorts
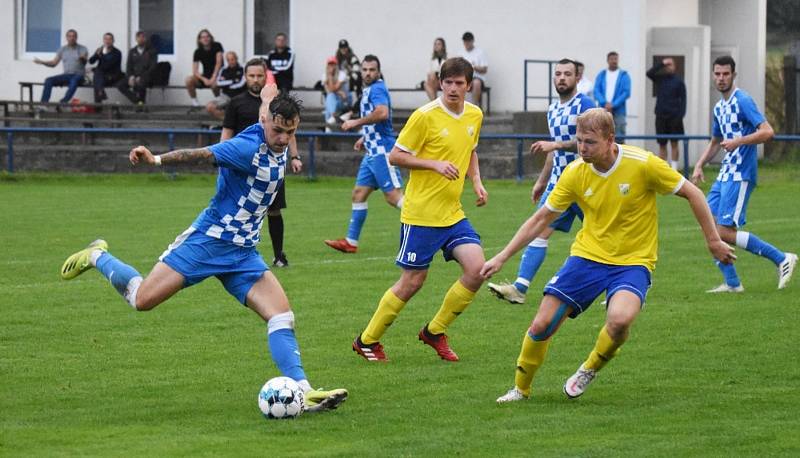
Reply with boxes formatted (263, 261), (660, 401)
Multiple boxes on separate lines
(539, 187), (583, 232)
(395, 219), (481, 270)
(159, 228), (268, 305)
(707, 180), (753, 227)
(543, 256), (651, 318)
(356, 152), (403, 193)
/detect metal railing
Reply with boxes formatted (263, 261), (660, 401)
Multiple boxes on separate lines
(523, 59), (559, 111)
(1, 126), (798, 181)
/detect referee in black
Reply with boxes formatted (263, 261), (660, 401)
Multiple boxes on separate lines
(221, 57), (302, 267)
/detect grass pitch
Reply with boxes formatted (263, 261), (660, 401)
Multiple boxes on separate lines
(1, 166), (799, 456)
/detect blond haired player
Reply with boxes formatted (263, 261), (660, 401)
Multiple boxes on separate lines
(483, 108), (734, 402)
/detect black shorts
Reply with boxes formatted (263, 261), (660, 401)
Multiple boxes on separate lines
(655, 116), (684, 145)
(268, 181), (287, 211)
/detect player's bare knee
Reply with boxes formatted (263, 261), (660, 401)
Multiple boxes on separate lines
(717, 225), (737, 244)
(528, 318), (552, 340)
(352, 188), (369, 202)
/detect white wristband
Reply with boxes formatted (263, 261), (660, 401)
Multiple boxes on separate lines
(153, 155), (162, 166)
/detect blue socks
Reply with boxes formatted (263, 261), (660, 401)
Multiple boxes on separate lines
(94, 252), (142, 306)
(736, 231), (785, 265)
(267, 312), (307, 382)
(514, 238), (548, 294)
(346, 202), (368, 246)
(715, 260), (741, 287)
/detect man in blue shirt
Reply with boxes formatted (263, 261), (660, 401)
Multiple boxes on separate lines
(594, 51), (631, 140)
(647, 57), (686, 170)
(60, 85), (348, 413)
(692, 56), (796, 292)
(325, 55), (404, 253)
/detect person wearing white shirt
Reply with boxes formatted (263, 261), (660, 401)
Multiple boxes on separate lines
(424, 37), (447, 101)
(461, 32), (488, 107)
(576, 61), (594, 100)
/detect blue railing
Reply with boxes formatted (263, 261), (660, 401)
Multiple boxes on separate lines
(523, 59), (559, 111)
(1, 126), (798, 181)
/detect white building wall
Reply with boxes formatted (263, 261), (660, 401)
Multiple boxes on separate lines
(0, 0), (766, 142)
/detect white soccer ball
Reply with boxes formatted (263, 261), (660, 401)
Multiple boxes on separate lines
(258, 376), (304, 419)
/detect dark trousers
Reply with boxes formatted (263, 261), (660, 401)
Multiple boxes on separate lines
(41, 73), (84, 103)
(93, 70), (123, 103)
(116, 76), (148, 104)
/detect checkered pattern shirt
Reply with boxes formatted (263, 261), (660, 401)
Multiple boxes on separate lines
(712, 88), (764, 183)
(197, 124), (286, 247)
(546, 93), (595, 190)
(360, 79), (395, 157)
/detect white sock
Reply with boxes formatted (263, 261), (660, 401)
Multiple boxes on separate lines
(89, 249), (104, 266)
(297, 379), (312, 393)
(670, 160), (680, 170)
(191, 98), (200, 107)
(125, 276), (143, 309)
(735, 231), (750, 249)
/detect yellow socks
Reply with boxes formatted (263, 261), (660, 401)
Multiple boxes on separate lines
(361, 289), (407, 344)
(427, 280), (475, 335)
(583, 325), (623, 371)
(515, 333), (550, 396)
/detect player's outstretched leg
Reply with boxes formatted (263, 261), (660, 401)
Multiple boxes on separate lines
(564, 290), (640, 399)
(353, 268), (424, 362)
(421, 243), (483, 361)
(707, 260), (744, 293)
(61, 239), (143, 308)
(246, 272), (347, 412)
(497, 296), (570, 403)
(488, 236), (550, 304)
(735, 231), (796, 289)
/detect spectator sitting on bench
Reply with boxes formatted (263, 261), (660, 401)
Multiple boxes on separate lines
(323, 56), (350, 130)
(424, 37), (447, 101)
(89, 32), (123, 104)
(206, 51), (248, 120)
(186, 29), (224, 107)
(460, 31), (488, 106)
(34, 29), (89, 106)
(117, 31), (158, 105)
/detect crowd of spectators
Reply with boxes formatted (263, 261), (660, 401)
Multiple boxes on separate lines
(31, 27), (685, 152)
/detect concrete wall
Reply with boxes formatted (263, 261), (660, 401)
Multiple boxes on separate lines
(700, 0), (767, 113)
(1, 0), (767, 141)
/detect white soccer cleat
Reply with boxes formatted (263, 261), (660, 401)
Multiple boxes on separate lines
(705, 283), (745, 293)
(563, 364), (596, 399)
(487, 282), (526, 304)
(496, 387), (528, 403)
(777, 253), (797, 290)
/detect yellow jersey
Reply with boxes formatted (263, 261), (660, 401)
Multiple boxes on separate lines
(545, 144), (685, 271)
(394, 99), (483, 226)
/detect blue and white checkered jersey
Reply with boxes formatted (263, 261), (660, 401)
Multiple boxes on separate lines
(712, 88), (765, 184)
(193, 123), (286, 247)
(360, 79), (395, 157)
(546, 93), (595, 189)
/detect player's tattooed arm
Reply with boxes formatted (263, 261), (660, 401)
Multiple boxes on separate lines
(129, 145), (216, 167)
(159, 148), (216, 165)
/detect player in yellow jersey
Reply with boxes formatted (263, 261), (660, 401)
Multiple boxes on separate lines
(352, 58), (488, 362)
(481, 108), (735, 402)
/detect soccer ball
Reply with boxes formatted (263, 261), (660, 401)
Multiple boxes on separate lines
(258, 376), (305, 419)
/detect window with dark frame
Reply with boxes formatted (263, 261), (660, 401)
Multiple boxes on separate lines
(25, 0), (62, 53)
(254, 0), (290, 55)
(139, 0), (174, 55)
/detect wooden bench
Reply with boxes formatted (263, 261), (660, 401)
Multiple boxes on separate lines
(20, 81), (492, 115)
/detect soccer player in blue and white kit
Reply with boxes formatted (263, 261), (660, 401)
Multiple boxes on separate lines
(488, 59), (595, 304)
(692, 56), (797, 292)
(325, 55), (404, 253)
(59, 85), (348, 412)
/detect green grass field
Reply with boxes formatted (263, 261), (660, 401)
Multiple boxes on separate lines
(2, 166), (799, 456)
